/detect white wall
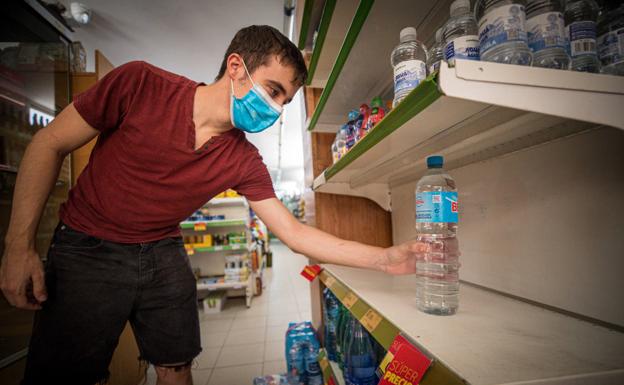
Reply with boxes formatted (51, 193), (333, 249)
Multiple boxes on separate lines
(391, 127), (624, 327)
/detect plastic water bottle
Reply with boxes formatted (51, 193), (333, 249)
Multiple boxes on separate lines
(415, 156), (461, 316)
(526, 0), (570, 69)
(475, 0), (533, 65)
(391, 27), (428, 107)
(288, 339), (306, 384)
(335, 306), (348, 369)
(597, 1), (624, 75)
(565, 0), (601, 72)
(345, 110), (359, 150)
(335, 128), (347, 160)
(427, 28), (445, 73)
(304, 344), (323, 385)
(444, 0), (481, 66)
(344, 321), (377, 385)
(323, 289), (340, 361)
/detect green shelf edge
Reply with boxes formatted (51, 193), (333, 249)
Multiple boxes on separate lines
(307, 0), (375, 131)
(180, 220), (246, 229)
(324, 74), (442, 181)
(298, 0), (315, 50)
(191, 244), (246, 253)
(306, 0), (337, 85)
(319, 268), (466, 385)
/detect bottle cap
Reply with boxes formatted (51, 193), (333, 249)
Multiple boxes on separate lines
(435, 28), (443, 43)
(400, 27), (417, 42)
(371, 96), (383, 107)
(426, 155), (444, 168)
(348, 109), (359, 121)
(450, 0), (471, 15)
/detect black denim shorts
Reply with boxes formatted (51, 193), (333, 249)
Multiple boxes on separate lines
(22, 222), (202, 385)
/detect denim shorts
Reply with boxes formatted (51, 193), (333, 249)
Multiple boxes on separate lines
(22, 222), (202, 385)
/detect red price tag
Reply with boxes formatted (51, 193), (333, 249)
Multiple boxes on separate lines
(379, 335), (432, 385)
(194, 223), (206, 231)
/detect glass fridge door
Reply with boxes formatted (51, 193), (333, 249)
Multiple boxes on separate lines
(0, 0), (71, 367)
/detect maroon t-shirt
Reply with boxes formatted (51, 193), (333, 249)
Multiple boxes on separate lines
(60, 61), (275, 243)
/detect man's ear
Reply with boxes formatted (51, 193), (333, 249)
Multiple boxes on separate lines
(226, 53), (246, 82)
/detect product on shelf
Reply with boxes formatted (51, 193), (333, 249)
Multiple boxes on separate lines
(345, 109), (359, 151)
(443, 0), (480, 66)
(356, 103), (370, 141)
(415, 155), (461, 316)
(597, 0), (624, 75)
(475, 0), (533, 65)
(224, 254), (249, 282)
(564, 0), (601, 72)
(427, 28), (445, 73)
(285, 322), (321, 385)
(365, 97), (385, 134)
(391, 27), (428, 107)
(343, 315), (379, 385)
(526, 0), (570, 69)
(322, 288), (340, 361)
(253, 374), (290, 385)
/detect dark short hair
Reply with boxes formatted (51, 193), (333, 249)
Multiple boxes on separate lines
(216, 25), (307, 86)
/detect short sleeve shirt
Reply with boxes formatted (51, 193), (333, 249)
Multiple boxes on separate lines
(60, 61), (275, 243)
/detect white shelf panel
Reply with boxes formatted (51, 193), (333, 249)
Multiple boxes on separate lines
(197, 281), (248, 291)
(323, 264), (624, 385)
(313, 61), (623, 210)
(206, 197), (248, 207)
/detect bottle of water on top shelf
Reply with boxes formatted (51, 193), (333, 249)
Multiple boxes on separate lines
(427, 28), (445, 74)
(475, 0), (533, 65)
(526, 0), (570, 69)
(391, 27), (428, 107)
(444, 0), (481, 66)
(565, 0), (601, 72)
(415, 156), (460, 316)
(597, 0), (624, 76)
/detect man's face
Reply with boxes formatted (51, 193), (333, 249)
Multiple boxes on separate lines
(235, 55), (301, 107)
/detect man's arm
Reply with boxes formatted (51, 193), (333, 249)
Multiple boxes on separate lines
(250, 198), (434, 275)
(0, 103), (99, 309)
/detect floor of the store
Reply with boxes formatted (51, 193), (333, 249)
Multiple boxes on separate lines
(145, 241), (312, 385)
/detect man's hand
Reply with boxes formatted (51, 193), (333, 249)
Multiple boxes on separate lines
(0, 244), (47, 310)
(377, 237), (459, 275)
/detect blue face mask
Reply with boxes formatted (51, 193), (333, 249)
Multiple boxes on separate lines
(230, 60), (282, 133)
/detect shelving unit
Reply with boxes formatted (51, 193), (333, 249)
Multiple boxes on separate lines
(312, 60), (624, 210)
(297, 1), (624, 384)
(318, 348), (345, 385)
(297, 0), (361, 88)
(182, 198), (260, 308)
(319, 266), (624, 385)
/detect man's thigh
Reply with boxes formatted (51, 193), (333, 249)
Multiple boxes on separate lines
(130, 237), (202, 367)
(22, 223), (138, 385)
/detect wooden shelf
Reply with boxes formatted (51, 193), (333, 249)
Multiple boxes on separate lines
(320, 265), (624, 385)
(312, 60), (624, 210)
(318, 348), (345, 385)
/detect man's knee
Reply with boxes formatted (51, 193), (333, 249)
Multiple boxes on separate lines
(154, 362), (192, 385)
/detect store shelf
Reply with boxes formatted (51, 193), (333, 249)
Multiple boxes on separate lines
(318, 348), (345, 385)
(197, 280), (248, 291)
(319, 265), (624, 385)
(312, 60), (624, 210)
(188, 243), (249, 254)
(206, 197), (248, 207)
(307, 0), (451, 132)
(180, 219), (247, 230)
(306, 0), (360, 88)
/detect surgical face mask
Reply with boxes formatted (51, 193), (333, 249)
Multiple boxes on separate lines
(230, 60), (282, 133)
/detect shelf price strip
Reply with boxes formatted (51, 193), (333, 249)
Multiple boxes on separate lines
(360, 308), (382, 333)
(342, 291), (359, 309)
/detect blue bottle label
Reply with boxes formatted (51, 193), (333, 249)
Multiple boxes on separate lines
(415, 191), (458, 223)
(598, 28), (624, 66)
(445, 35), (480, 64)
(527, 11), (566, 52)
(478, 4), (528, 56)
(567, 21), (597, 57)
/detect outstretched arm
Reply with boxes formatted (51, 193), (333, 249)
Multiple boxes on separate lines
(249, 198), (433, 275)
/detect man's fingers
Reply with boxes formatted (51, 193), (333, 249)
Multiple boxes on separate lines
(31, 267), (48, 302)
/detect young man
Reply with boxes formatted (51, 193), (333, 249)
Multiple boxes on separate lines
(1, 25), (434, 385)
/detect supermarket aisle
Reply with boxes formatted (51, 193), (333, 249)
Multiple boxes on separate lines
(145, 241), (312, 385)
